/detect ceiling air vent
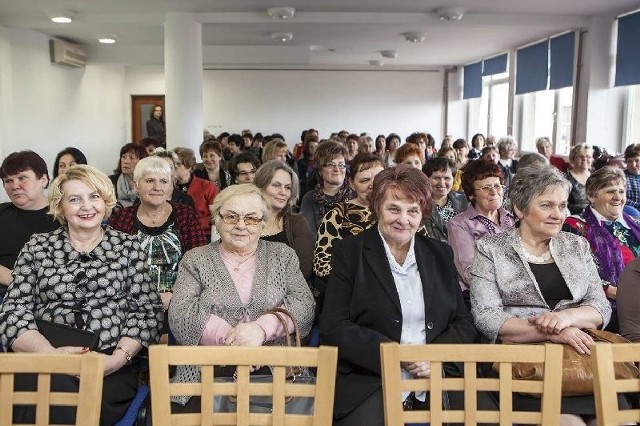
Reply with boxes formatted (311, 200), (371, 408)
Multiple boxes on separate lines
(49, 39), (86, 68)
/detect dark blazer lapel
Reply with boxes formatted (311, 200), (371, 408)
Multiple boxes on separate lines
(363, 228), (402, 313)
(415, 238), (436, 315)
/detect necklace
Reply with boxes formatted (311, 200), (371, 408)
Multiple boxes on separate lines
(519, 236), (552, 263)
(140, 206), (166, 225)
(220, 247), (257, 271)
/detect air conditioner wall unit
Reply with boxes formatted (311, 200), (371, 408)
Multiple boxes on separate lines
(49, 39), (86, 68)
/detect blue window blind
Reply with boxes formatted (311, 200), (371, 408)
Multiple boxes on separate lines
(549, 32), (575, 90)
(515, 40), (549, 95)
(482, 54), (507, 76)
(615, 11), (640, 87)
(463, 61), (482, 99)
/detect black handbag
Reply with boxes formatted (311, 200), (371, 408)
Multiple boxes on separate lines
(36, 319), (98, 350)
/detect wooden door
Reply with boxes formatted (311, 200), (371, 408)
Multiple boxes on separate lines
(132, 95), (165, 144)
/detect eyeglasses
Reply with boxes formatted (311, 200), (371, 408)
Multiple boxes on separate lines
(323, 162), (347, 170)
(474, 184), (504, 194)
(218, 213), (263, 226)
(237, 169), (257, 177)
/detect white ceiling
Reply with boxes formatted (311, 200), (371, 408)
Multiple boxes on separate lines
(0, 0), (638, 69)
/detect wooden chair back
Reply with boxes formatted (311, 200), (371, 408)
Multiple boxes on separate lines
(149, 344), (338, 426)
(380, 342), (563, 426)
(0, 352), (104, 425)
(592, 342), (640, 426)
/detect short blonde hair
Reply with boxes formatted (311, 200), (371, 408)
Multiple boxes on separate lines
(261, 139), (288, 162)
(49, 165), (117, 224)
(568, 143), (593, 163)
(210, 184), (269, 226)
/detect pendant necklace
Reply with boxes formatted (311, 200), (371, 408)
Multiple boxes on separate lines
(519, 236), (552, 263)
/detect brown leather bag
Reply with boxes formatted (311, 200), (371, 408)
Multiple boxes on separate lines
(494, 329), (639, 396)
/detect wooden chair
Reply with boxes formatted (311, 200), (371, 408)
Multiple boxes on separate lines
(380, 342), (563, 426)
(0, 352), (104, 425)
(592, 342), (640, 426)
(148, 344), (338, 426)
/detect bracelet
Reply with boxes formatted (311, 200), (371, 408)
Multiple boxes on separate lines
(116, 346), (133, 364)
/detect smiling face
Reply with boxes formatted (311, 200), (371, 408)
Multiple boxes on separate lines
(264, 169), (292, 213)
(472, 176), (504, 215)
(216, 193), (265, 253)
(202, 149), (220, 170)
(61, 179), (106, 233)
(588, 180), (626, 221)
(571, 149), (593, 172)
(235, 162), (257, 184)
(320, 155), (347, 187)
(352, 164), (384, 205)
(2, 169), (48, 210)
(516, 185), (568, 241)
(377, 192), (423, 249)
(430, 169), (454, 200)
(135, 172), (172, 207)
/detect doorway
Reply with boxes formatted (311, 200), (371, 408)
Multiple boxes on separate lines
(132, 95), (165, 143)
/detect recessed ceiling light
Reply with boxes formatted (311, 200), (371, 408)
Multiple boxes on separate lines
(271, 32), (293, 43)
(369, 60), (384, 67)
(48, 10), (75, 24)
(437, 7), (466, 21)
(98, 34), (118, 44)
(267, 7), (296, 20)
(381, 50), (398, 59)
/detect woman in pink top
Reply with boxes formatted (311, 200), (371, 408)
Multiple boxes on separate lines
(447, 160), (516, 309)
(168, 184), (315, 410)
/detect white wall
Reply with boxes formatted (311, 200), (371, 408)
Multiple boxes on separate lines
(124, 68), (445, 154)
(0, 26), (127, 202)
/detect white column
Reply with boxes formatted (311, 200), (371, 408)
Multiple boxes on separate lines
(164, 13), (203, 151)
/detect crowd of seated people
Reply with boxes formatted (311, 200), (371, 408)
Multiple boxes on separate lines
(2, 129), (640, 426)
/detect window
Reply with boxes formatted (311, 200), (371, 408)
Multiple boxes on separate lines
(519, 87), (573, 155)
(470, 72), (509, 139)
(626, 85), (640, 145)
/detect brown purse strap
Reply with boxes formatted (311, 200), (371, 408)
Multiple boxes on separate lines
(267, 307), (301, 347)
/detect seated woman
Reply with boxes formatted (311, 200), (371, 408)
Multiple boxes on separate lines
(422, 157), (468, 241)
(470, 164), (612, 424)
(314, 153), (385, 301)
(108, 143), (148, 210)
(447, 160), (515, 306)
(152, 148), (196, 210)
(109, 157), (207, 316)
(0, 151), (60, 293)
(394, 143), (423, 169)
(383, 133), (400, 167)
(0, 165), (163, 424)
(229, 151), (261, 184)
(169, 184), (315, 410)
(192, 140), (230, 191)
(253, 160), (314, 281)
(296, 136), (319, 197)
(320, 165), (477, 426)
(299, 141), (354, 232)
(173, 147), (219, 240)
(53, 147), (88, 179)
(261, 138), (288, 163)
(564, 143), (594, 215)
(563, 166), (640, 332)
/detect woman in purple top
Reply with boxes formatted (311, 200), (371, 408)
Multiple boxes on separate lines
(447, 160), (516, 308)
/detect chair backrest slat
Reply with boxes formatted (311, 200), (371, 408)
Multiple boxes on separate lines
(0, 352), (103, 425)
(592, 342), (640, 426)
(380, 342), (563, 426)
(149, 344), (338, 426)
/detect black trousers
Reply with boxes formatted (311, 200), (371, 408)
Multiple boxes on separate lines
(12, 362), (139, 425)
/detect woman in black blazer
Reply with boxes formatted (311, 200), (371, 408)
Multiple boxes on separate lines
(320, 165), (478, 425)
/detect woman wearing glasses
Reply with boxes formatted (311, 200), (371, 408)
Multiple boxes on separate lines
(254, 160), (314, 281)
(299, 141), (355, 232)
(447, 160), (516, 308)
(169, 184), (315, 410)
(229, 151), (261, 185)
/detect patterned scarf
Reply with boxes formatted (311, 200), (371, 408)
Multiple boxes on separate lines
(312, 180), (355, 219)
(583, 206), (640, 286)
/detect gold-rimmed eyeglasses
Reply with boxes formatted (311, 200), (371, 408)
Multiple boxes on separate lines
(474, 184), (504, 194)
(218, 213), (263, 226)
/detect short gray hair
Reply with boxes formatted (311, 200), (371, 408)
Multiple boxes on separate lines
(518, 152), (549, 169)
(585, 166), (626, 199)
(497, 136), (516, 155)
(133, 156), (172, 183)
(535, 136), (551, 150)
(509, 164), (570, 213)
(210, 184), (269, 226)
(253, 160), (299, 216)
(568, 143), (593, 163)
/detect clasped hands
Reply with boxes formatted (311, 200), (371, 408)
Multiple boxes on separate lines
(528, 311), (595, 355)
(224, 322), (267, 373)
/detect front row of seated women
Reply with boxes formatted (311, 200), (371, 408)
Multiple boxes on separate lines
(0, 161), (631, 426)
